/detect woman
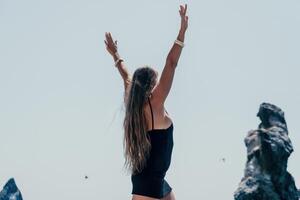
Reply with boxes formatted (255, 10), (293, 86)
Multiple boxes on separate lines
(104, 4), (188, 200)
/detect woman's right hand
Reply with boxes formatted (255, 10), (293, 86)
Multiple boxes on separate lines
(179, 4), (188, 33)
(104, 32), (118, 57)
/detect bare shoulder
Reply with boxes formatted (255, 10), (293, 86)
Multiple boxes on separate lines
(149, 93), (164, 111)
(148, 94), (173, 129)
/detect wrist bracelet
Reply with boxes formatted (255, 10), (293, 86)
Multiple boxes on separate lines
(115, 58), (124, 67)
(174, 39), (184, 48)
(114, 51), (123, 67)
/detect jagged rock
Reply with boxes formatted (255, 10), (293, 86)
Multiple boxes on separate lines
(234, 103), (299, 200)
(0, 178), (23, 200)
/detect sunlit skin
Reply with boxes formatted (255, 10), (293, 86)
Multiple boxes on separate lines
(105, 4), (188, 200)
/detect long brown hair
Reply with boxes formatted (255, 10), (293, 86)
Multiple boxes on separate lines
(123, 66), (157, 175)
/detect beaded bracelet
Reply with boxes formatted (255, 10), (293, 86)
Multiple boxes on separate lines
(115, 58), (124, 67)
(114, 52), (124, 67)
(174, 39), (184, 47)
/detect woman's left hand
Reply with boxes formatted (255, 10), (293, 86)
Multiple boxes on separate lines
(104, 32), (118, 57)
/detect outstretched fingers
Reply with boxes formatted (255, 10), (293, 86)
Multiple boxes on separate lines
(108, 32), (113, 43)
(105, 32), (113, 44)
(179, 5), (184, 17)
(184, 4), (187, 15)
(178, 4), (188, 31)
(104, 32), (118, 56)
(179, 4), (187, 17)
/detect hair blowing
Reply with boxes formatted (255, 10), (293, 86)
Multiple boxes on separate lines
(123, 66), (157, 175)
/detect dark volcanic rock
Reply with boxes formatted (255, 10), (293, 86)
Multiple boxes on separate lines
(234, 103), (299, 200)
(0, 178), (23, 200)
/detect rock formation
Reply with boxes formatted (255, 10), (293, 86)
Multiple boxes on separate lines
(234, 103), (299, 200)
(0, 178), (23, 200)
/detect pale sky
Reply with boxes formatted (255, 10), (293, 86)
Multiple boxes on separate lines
(0, 0), (300, 199)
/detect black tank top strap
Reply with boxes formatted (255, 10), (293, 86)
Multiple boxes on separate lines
(148, 97), (154, 130)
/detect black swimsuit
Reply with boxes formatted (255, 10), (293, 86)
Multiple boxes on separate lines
(131, 97), (174, 199)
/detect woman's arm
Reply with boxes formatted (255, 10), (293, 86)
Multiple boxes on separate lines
(104, 32), (132, 98)
(152, 4), (188, 106)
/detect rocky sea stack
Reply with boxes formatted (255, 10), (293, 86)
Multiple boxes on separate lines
(234, 103), (299, 200)
(0, 178), (23, 200)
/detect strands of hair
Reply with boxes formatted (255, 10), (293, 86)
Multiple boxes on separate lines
(123, 66), (157, 175)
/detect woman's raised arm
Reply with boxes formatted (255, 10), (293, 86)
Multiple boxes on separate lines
(152, 4), (188, 106)
(104, 32), (132, 100)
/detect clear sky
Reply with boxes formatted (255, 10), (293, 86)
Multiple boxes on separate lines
(0, 0), (299, 199)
